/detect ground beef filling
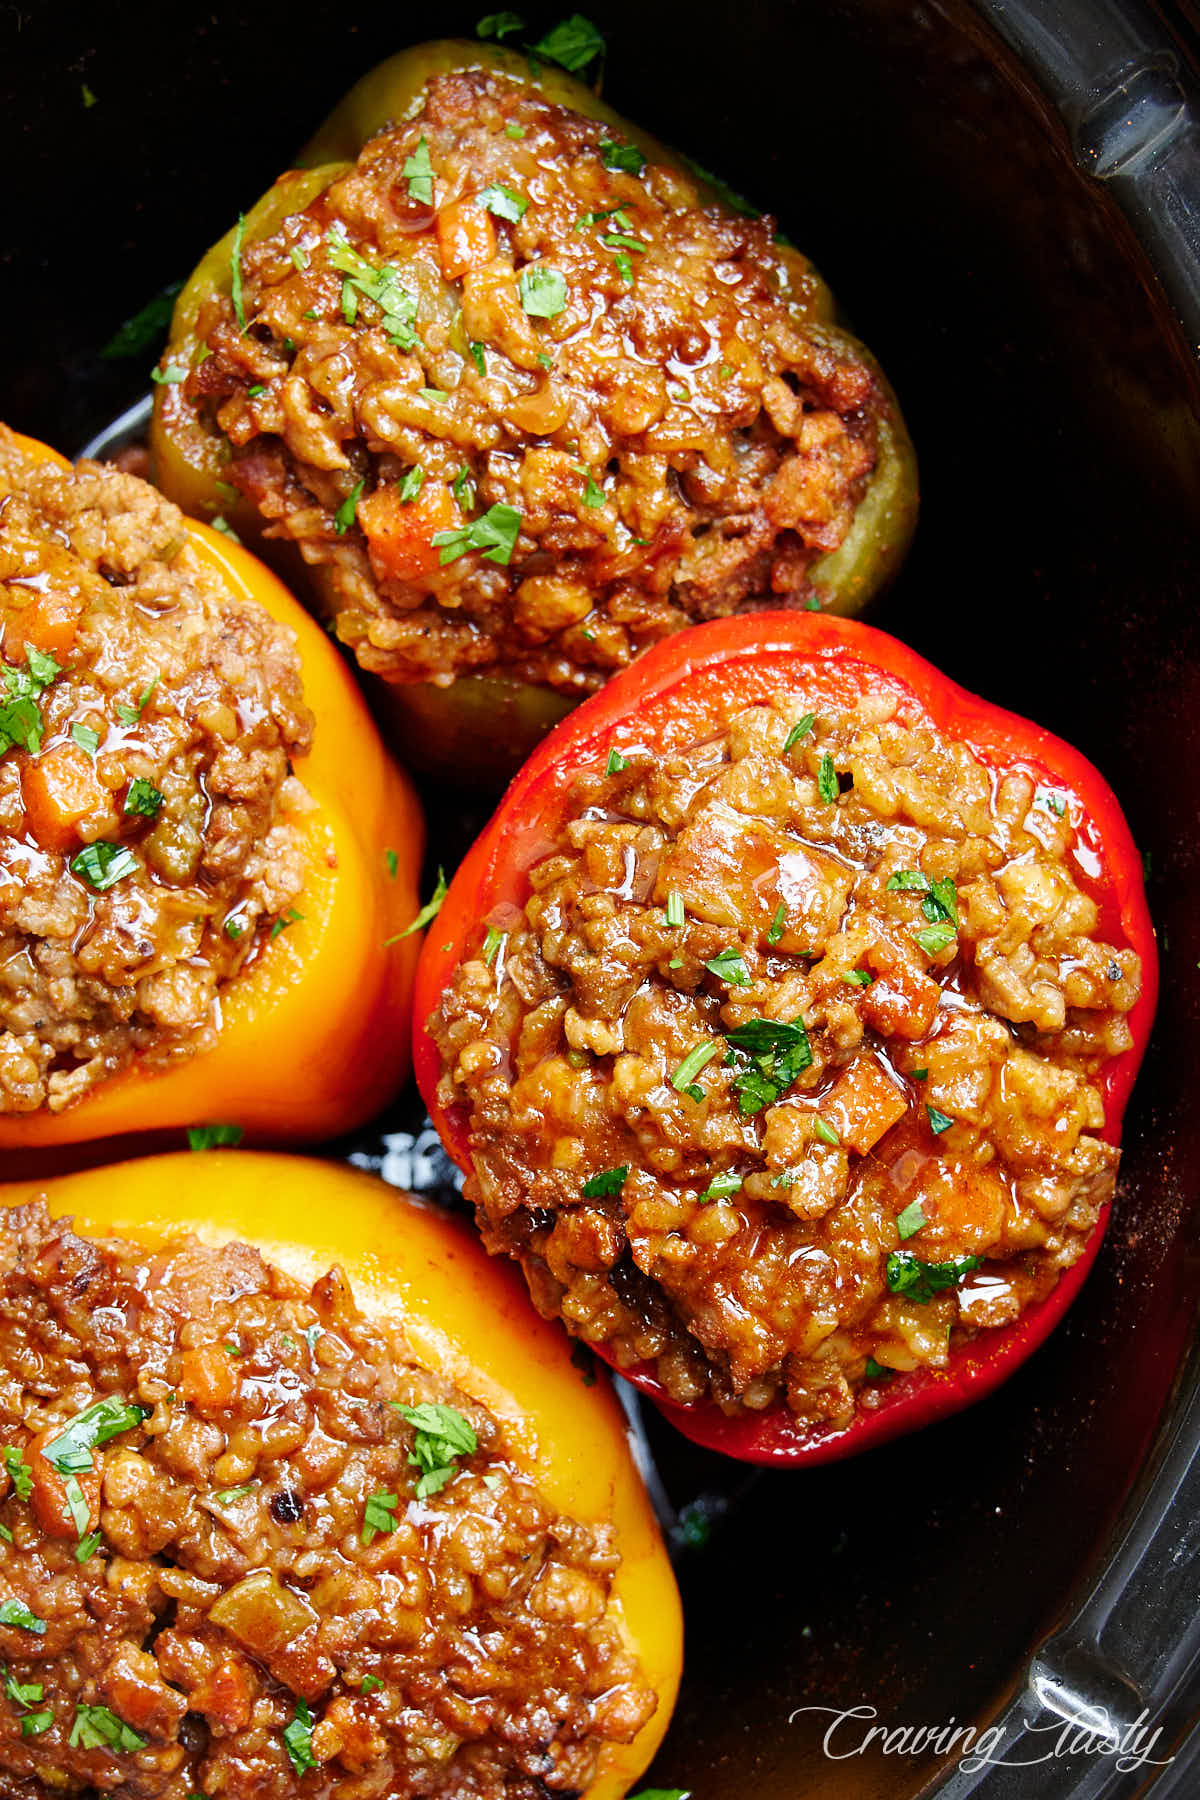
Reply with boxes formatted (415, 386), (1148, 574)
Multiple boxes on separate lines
(432, 694), (1143, 1430)
(184, 68), (883, 692)
(0, 1206), (652, 1797)
(0, 431), (313, 1113)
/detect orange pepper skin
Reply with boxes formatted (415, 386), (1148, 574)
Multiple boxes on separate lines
(435, 198), (497, 279)
(0, 1152), (683, 1799)
(0, 435), (425, 1157)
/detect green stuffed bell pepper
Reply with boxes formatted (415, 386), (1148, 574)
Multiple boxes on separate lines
(151, 37), (918, 780)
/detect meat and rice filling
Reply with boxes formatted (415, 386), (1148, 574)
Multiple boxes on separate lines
(432, 693), (1143, 1430)
(0, 430), (312, 1113)
(179, 67), (886, 691)
(0, 1205), (653, 1797)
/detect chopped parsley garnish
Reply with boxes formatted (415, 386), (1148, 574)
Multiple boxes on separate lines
(842, 968), (873, 987)
(519, 265), (567, 318)
(704, 948), (751, 987)
(922, 877), (958, 925)
(214, 1485), (254, 1506)
(385, 867), (447, 945)
(403, 135), (435, 206)
(361, 1674), (384, 1695)
(506, 121), (526, 138)
(783, 713), (815, 753)
(270, 907), (304, 940)
(334, 479), (364, 535)
(3, 1668), (44, 1710)
(605, 748), (627, 775)
(0, 1527), (10, 1544)
(433, 502), (522, 567)
(62, 1474), (90, 1538)
(21, 1709), (53, 1736)
(341, 279), (359, 326)
(670, 1041), (718, 1096)
(767, 904), (787, 946)
(70, 842), (137, 892)
(247, 383), (266, 397)
(915, 921), (957, 957)
(813, 1117), (840, 1146)
(911, 1068), (929, 1081)
(887, 869), (929, 892)
(0, 647), (63, 757)
(211, 516), (240, 541)
(896, 1201), (927, 1240)
(482, 926), (506, 967)
(149, 362), (187, 385)
(325, 226), (419, 348)
(477, 10), (526, 39)
(580, 467), (606, 507)
(289, 245), (309, 273)
(384, 848), (399, 878)
(926, 1104), (955, 1135)
(468, 340), (487, 375)
(863, 1356), (891, 1381)
(722, 1017), (812, 1116)
(886, 1250), (982, 1303)
(74, 1530), (102, 1563)
(583, 1165), (629, 1199)
(0, 1600), (45, 1635)
(392, 1402), (477, 1499)
(187, 1123), (244, 1151)
(115, 679), (157, 727)
(532, 13), (606, 71)
(698, 1172), (742, 1204)
(665, 892), (685, 929)
(361, 1489), (400, 1545)
(43, 1399), (149, 1475)
(599, 139), (647, 175)
(282, 1698), (317, 1775)
(1, 1449), (31, 1502)
(817, 752), (838, 804)
(1042, 789), (1067, 817)
(613, 252), (633, 282)
(419, 387), (448, 403)
(478, 182), (529, 222)
(124, 777), (163, 818)
(600, 230), (647, 253)
(397, 464), (426, 503)
(452, 464), (476, 510)
(230, 213), (247, 331)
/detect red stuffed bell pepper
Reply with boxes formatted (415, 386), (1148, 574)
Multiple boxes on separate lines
(415, 614), (1156, 1465)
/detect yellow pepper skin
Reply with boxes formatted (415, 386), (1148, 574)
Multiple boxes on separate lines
(0, 435), (425, 1156)
(0, 1151), (683, 1798)
(151, 38), (918, 783)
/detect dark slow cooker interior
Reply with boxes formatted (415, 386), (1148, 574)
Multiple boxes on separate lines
(3, 2), (1200, 1794)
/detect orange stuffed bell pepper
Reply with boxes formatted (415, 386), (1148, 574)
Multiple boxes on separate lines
(0, 1151), (682, 1798)
(150, 36), (917, 782)
(0, 427), (423, 1154)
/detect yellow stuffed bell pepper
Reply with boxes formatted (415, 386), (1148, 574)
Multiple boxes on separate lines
(0, 429), (423, 1154)
(151, 37), (918, 780)
(0, 1152), (682, 1798)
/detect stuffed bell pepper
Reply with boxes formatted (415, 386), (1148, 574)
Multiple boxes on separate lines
(0, 1151), (681, 1797)
(0, 427), (424, 1154)
(151, 36), (917, 776)
(416, 614), (1156, 1464)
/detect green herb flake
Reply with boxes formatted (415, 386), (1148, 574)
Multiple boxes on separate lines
(817, 752), (838, 804)
(613, 252), (633, 282)
(1, 1449), (31, 1502)
(665, 892), (685, 929)
(478, 182), (529, 223)
(580, 468), (606, 508)
(361, 1489), (400, 1546)
(842, 968), (873, 987)
(0, 647), (64, 758)
(74, 1530), (102, 1563)
(863, 1356), (891, 1381)
(886, 1249), (982, 1304)
(213, 1485), (254, 1506)
(911, 1068), (929, 1081)
(723, 1017), (812, 1116)
(115, 679), (158, 727)
(433, 502), (523, 567)
(1042, 789), (1067, 817)
(704, 948), (751, 987)
(813, 1117), (840, 1146)
(341, 278), (359, 326)
(518, 265), (567, 319)
(896, 1201), (927, 1241)
(22, 1710), (53, 1736)
(782, 713), (815, 753)
(187, 1123), (244, 1152)
(915, 921), (957, 957)
(124, 777), (163, 818)
(289, 245), (309, 273)
(921, 877), (958, 925)
(0, 1526), (10, 1544)
(149, 362), (188, 385)
(70, 842), (137, 892)
(210, 515), (241, 541)
(505, 121), (527, 138)
(452, 465), (476, 510)
(477, 10), (526, 41)
(766, 904), (787, 946)
(282, 1698), (317, 1776)
(324, 227), (420, 348)
(697, 1172), (743, 1205)
(392, 1402), (477, 1500)
(384, 867), (447, 945)
(670, 1041), (718, 1094)
(384, 848), (399, 879)
(43, 1398), (149, 1477)
(926, 1104), (955, 1135)
(583, 1165), (629, 1199)
(600, 231), (647, 254)
(397, 464), (426, 503)
(599, 139), (647, 175)
(3, 1669), (44, 1710)
(468, 339), (487, 376)
(605, 748), (627, 775)
(361, 1674), (384, 1695)
(62, 1474), (90, 1538)
(403, 135), (435, 206)
(419, 388), (448, 404)
(482, 926), (507, 967)
(270, 907), (304, 941)
(334, 478), (365, 535)
(531, 13), (606, 72)
(0, 1600), (45, 1636)
(230, 213), (248, 332)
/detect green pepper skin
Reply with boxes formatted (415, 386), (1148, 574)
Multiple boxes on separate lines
(152, 39), (918, 784)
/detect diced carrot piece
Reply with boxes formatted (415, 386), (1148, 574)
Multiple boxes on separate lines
(21, 742), (111, 852)
(861, 937), (942, 1039)
(6, 588), (83, 661)
(358, 482), (462, 586)
(824, 1053), (910, 1154)
(436, 201), (497, 281)
(177, 1344), (237, 1411)
(27, 1426), (102, 1539)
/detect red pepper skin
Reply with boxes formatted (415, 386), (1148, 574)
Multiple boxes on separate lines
(414, 614), (1158, 1465)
